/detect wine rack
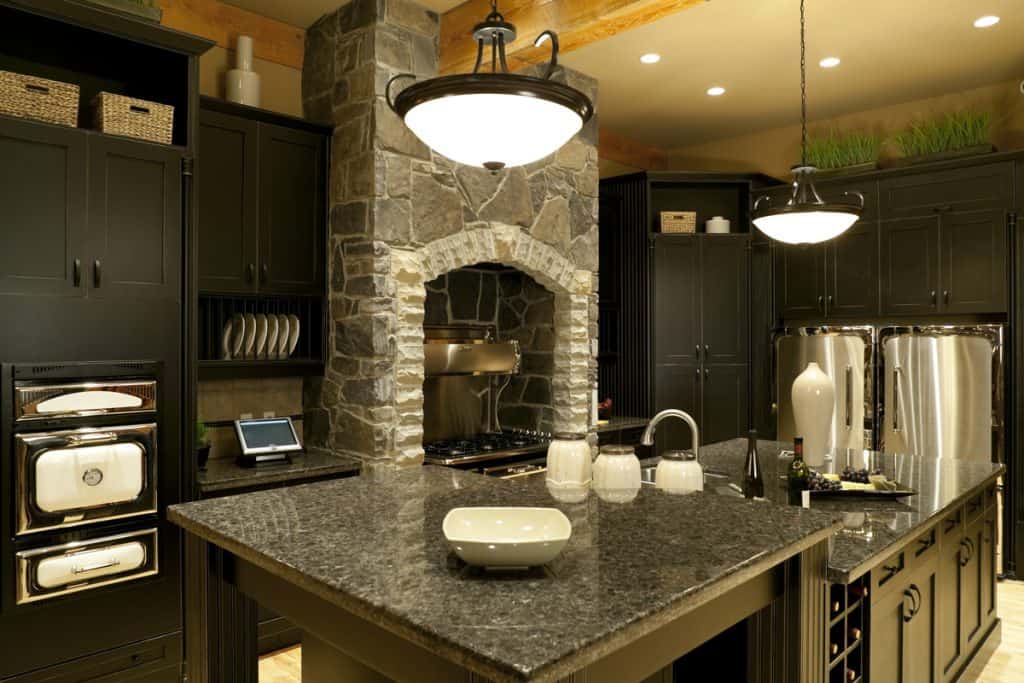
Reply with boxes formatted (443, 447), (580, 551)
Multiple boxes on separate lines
(827, 577), (869, 683)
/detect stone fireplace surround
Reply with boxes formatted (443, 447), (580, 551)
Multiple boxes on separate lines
(301, 0), (598, 467)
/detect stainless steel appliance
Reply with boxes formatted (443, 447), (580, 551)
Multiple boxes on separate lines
(422, 326), (550, 478)
(879, 326), (1002, 461)
(774, 325), (1003, 462)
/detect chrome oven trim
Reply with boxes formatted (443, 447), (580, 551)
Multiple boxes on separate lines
(15, 423), (158, 536)
(16, 528), (159, 605)
(15, 379), (157, 421)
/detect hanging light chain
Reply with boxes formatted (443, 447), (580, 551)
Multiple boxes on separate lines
(800, 0), (807, 167)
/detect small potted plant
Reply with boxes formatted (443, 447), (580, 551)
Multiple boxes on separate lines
(196, 420), (211, 471)
(805, 129), (882, 177)
(893, 111), (994, 165)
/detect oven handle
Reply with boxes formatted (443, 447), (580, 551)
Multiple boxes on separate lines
(66, 432), (119, 446)
(72, 558), (121, 575)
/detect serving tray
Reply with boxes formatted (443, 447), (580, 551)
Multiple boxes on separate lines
(809, 485), (917, 499)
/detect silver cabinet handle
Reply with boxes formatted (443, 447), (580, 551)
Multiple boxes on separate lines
(845, 365), (852, 429)
(892, 367), (902, 433)
(93, 259), (102, 288)
(73, 558), (121, 575)
(695, 345), (700, 361)
(73, 258), (82, 287)
(930, 290), (937, 306)
(704, 344), (709, 360)
(943, 290), (950, 305)
(817, 295), (824, 312)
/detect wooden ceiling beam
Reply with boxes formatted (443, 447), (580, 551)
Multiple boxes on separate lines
(156, 0), (305, 70)
(439, 0), (705, 75)
(599, 129), (669, 171)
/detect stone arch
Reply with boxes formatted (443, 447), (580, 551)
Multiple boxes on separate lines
(390, 225), (593, 465)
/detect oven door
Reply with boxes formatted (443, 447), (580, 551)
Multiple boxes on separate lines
(15, 424), (157, 536)
(15, 379), (157, 422)
(15, 528), (158, 605)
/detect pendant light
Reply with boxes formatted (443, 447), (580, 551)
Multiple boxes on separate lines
(386, 1), (593, 172)
(752, 0), (863, 244)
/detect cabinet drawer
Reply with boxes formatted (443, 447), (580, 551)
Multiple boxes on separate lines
(871, 547), (908, 603)
(7, 632), (181, 683)
(940, 505), (964, 539)
(879, 163), (1013, 218)
(909, 525), (939, 568)
(966, 491), (986, 524)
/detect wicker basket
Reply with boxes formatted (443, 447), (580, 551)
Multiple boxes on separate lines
(0, 71), (78, 127)
(660, 211), (697, 233)
(93, 92), (173, 144)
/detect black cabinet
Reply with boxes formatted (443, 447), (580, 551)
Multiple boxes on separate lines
(775, 244), (825, 318)
(88, 136), (182, 300)
(0, 116), (181, 302)
(197, 109), (258, 293)
(198, 100), (328, 296)
(0, 116), (87, 297)
(870, 554), (939, 682)
(882, 211), (1008, 316)
(653, 234), (749, 449)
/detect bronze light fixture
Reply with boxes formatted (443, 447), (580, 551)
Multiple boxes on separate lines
(753, 0), (864, 244)
(386, 0), (594, 172)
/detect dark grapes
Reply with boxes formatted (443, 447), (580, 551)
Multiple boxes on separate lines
(807, 470), (843, 492)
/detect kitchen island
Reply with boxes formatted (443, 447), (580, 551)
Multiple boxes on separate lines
(171, 464), (839, 682)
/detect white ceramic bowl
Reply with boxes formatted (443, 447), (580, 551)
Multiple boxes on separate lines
(442, 507), (572, 568)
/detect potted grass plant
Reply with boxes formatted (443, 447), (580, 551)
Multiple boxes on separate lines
(805, 130), (882, 177)
(893, 111), (994, 165)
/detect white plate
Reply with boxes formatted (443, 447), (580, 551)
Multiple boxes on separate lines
(243, 313), (257, 359)
(276, 314), (290, 359)
(287, 314), (300, 358)
(220, 319), (234, 360)
(229, 314), (246, 359)
(265, 315), (279, 360)
(442, 507), (571, 568)
(254, 314), (268, 358)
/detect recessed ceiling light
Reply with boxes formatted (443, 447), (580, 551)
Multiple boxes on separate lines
(707, 86), (726, 96)
(974, 15), (1000, 28)
(819, 56), (841, 68)
(640, 53), (661, 64)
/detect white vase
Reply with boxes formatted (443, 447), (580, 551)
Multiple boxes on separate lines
(226, 35), (261, 106)
(791, 362), (835, 467)
(546, 434), (592, 504)
(592, 444), (641, 503)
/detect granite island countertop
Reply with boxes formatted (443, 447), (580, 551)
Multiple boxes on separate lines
(686, 439), (1004, 583)
(170, 465), (838, 682)
(196, 448), (362, 495)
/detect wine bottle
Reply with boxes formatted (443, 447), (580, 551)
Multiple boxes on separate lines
(743, 430), (765, 500)
(787, 436), (810, 505)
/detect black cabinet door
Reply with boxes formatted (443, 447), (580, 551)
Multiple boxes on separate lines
(903, 560), (939, 683)
(701, 364), (749, 445)
(881, 216), (940, 315)
(258, 124), (325, 294)
(88, 137), (182, 300)
(938, 517), (965, 681)
(940, 209), (1007, 314)
(653, 363), (700, 452)
(0, 116), (87, 297)
(198, 110), (259, 293)
(774, 244), (825, 319)
(962, 518), (985, 650)
(870, 578), (909, 682)
(653, 236), (700, 365)
(827, 220), (879, 317)
(879, 163), (1013, 220)
(701, 236), (748, 364)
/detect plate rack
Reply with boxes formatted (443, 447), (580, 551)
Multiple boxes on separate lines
(198, 294), (324, 374)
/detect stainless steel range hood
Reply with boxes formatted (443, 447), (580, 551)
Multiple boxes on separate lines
(423, 339), (520, 376)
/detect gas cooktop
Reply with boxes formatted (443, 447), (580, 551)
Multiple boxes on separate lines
(423, 431), (551, 466)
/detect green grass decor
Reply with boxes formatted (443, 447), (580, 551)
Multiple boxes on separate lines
(805, 130), (882, 170)
(894, 111), (992, 158)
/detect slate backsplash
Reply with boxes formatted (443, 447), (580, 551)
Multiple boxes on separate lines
(425, 265), (555, 432)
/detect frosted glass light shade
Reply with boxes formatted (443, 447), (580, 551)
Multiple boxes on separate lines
(753, 209), (860, 245)
(403, 93), (584, 169)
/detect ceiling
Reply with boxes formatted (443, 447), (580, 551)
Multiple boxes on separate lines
(561, 0), (1024, 151)
(222, 0), (464, 29)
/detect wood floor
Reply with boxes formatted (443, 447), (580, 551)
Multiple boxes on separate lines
(259, 581), (1024, 682)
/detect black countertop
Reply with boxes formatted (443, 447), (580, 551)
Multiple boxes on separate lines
(170, 465), (838, 682)
(691, 439), (1004, 582)
(196, 448), (362, 495)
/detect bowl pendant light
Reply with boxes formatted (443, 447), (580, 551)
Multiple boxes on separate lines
(752, 0), (863, 244)
(386, 1), (593, 172)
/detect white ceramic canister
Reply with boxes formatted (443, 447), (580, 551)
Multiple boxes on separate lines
(706, 216), (731, 234)
(655, 449), (703, 495)
(226, 35), (262, 106)
(546, 433), (592, 504)
(592, 444), (641, 503)
(791, 361), (835, 467)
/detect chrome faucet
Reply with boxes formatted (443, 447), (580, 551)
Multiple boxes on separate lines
(641, 409), (701, 464)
